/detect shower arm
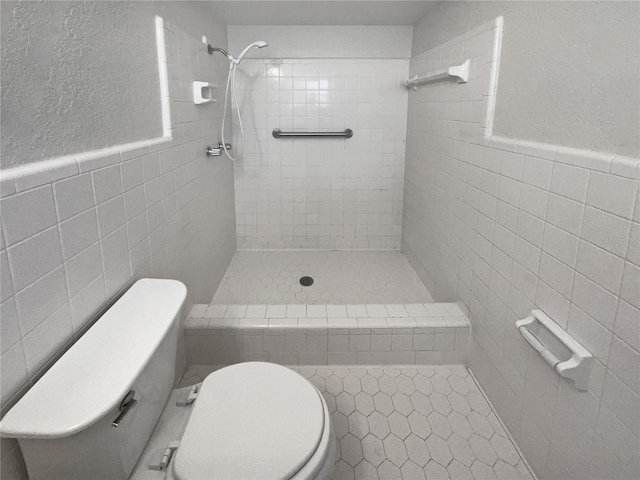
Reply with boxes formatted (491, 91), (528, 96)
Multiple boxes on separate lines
(208, 45), (232, 60)
(208, 42), (268, 65)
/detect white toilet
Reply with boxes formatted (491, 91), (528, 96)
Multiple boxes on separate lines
(0, 279), (335, 480)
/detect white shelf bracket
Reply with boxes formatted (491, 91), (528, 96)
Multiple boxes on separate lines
(404, 59), (470, 90)
(448, 59), (470, 83)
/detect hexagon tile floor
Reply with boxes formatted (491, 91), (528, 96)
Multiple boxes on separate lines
(179, 365), (534, 480)
(212, 250), (434, 304)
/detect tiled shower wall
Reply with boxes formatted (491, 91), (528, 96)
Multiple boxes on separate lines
(0, 18), (235, 479)
(402, 17), (639, 480)
(233, 58), (409, 249)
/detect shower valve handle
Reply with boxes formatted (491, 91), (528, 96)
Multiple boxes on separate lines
(206, 142), (232, 157)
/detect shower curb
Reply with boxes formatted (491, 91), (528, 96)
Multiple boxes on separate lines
(184, 303), (470, 366)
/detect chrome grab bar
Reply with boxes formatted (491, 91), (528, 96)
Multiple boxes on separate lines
(272, 129), (353, 139)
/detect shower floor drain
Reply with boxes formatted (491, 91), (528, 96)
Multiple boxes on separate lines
(299, 276), (314, 287)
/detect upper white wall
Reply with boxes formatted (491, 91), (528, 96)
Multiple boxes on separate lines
(412, 1), (640, 158)
(228, 25), (412, 58)
(213, 1), (433, 25)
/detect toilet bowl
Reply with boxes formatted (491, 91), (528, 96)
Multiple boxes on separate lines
(0, 279), (335, 480)
(171, 362), (335, 480)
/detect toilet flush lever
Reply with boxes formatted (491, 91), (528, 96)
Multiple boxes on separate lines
(112, 390), (137, 428)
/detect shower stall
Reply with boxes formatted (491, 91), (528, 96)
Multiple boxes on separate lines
(214, 27), (418, 307)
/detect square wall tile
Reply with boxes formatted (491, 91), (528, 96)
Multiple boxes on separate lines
(2, 186), (57, 246)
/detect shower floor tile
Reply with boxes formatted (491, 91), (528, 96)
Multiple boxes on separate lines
(212, 250), (434, 304)
(179, 365), (533, 480)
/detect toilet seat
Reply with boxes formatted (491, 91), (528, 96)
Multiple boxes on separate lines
(172, 362), (326, 480)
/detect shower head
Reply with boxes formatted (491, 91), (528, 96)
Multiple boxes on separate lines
(234, 41), (269, 64)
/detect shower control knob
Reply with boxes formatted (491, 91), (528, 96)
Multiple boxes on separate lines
(206, 143), (232, 157)
(206, 146), (221, 157)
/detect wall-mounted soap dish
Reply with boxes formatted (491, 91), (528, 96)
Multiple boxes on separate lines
(193, 81), (217, 105)
(516, 310), (592, 391)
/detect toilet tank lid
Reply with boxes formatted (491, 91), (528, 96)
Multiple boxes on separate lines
(0, 279), (187, 440)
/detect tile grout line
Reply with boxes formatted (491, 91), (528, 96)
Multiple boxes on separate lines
(466, 366), (539, 480)
(179, 364), (534, 477)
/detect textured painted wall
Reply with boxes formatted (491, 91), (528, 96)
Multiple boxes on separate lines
(413, 1), (640, 158)
(0, 1), (163, 168)
(228, 25), (413, 59)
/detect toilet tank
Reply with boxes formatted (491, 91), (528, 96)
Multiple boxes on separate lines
(0, 279), (187, 480)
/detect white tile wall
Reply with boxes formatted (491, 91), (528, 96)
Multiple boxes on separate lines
(1, 18), (237, 480)
(232, 58), (409, 249)
(402, 17), (639, 480)
(0, 18), (235, 420)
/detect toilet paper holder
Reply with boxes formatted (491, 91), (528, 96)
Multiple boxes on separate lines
(516, 310), (592, 391)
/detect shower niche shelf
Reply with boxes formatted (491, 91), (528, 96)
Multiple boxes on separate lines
(516, 310), (592, 391)
(193, 81), (217, 105)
